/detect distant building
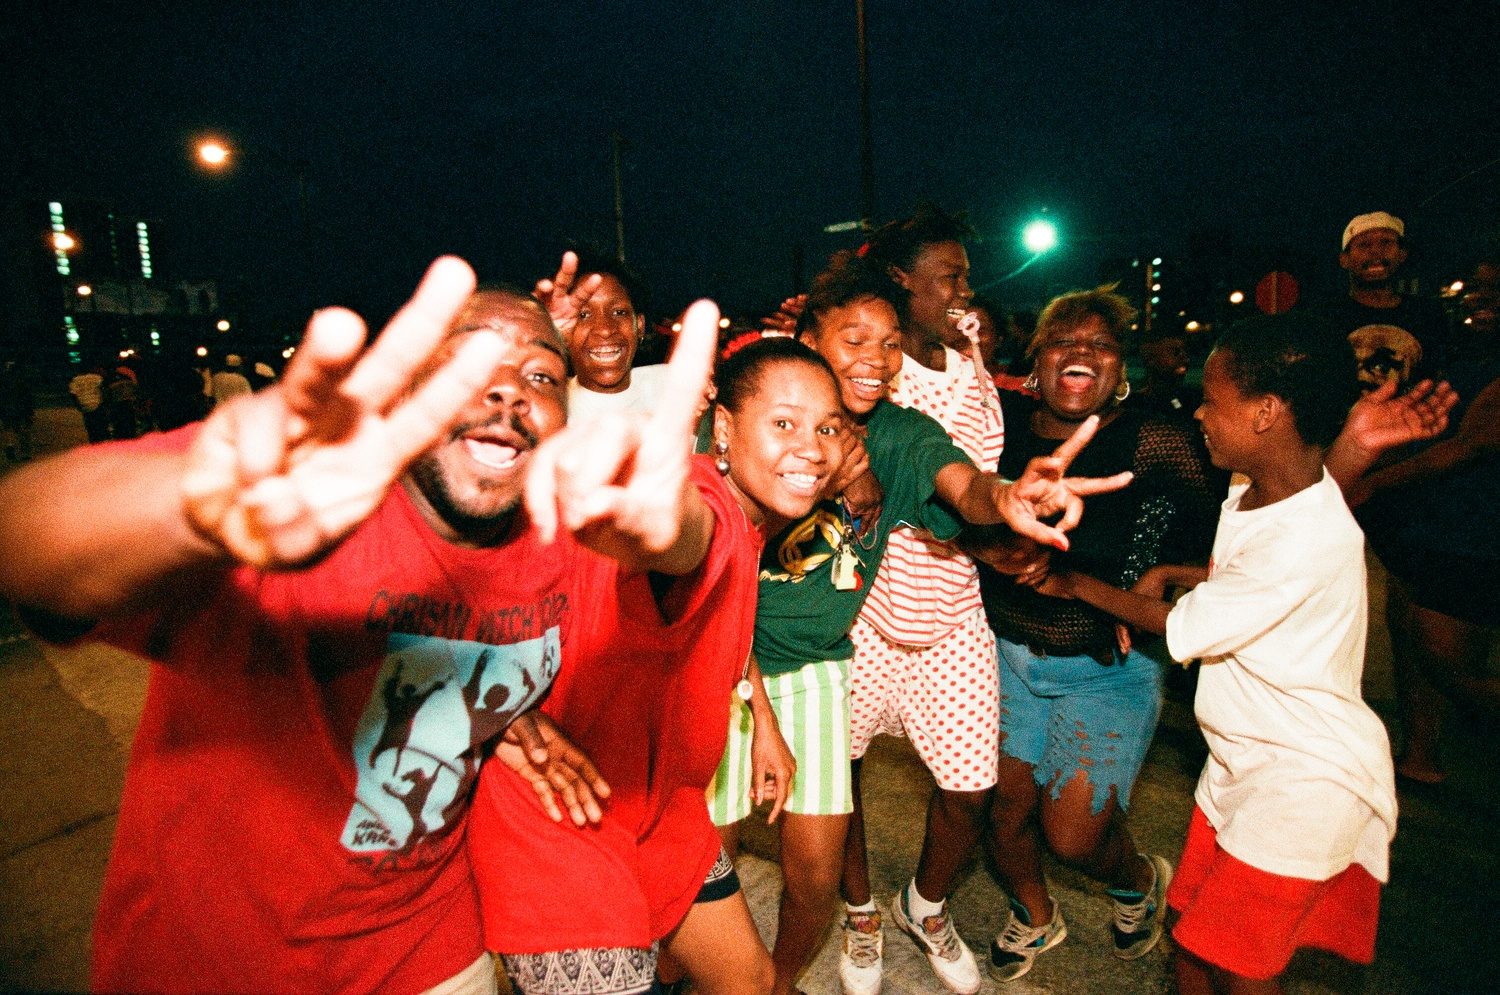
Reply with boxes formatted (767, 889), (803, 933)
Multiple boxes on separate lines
(9, 198), (221, 370)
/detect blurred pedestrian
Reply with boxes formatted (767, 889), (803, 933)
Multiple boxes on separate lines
(104, 362), (140, 440)
(69, 360), (110, 442)
(1, 356), (36, 461)
(210, 353), (253, 407)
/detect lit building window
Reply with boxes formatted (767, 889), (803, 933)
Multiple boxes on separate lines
(137, 221), (153, 279)
(50, 202), (71, 275)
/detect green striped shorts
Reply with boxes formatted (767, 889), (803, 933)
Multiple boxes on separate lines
(706, 658), (853, 825)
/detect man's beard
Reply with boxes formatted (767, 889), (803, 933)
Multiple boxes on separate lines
(409, 411), (539, 537)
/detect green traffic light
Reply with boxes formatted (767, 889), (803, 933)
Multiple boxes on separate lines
(1022, 219), (1058, 254)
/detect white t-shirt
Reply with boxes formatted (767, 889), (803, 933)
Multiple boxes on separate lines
(1165, 471), (1397, 882)
(211, 370), (253, 406)
(567, 364), (669, 427)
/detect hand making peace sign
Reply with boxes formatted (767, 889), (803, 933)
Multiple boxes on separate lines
(181, 257), (505, 568)
(525, 299), (722, 573)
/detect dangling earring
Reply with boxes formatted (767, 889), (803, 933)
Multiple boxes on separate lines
(1022, 372), (1040, 393)
(714, 440), (730, 476)
(1114, 378), (1131, 403)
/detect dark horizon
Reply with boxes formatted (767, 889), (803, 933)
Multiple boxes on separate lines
(4, 2), (1498, 330)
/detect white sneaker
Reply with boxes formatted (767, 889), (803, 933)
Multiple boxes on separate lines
(988, 898), (1067, 982)
(838, 907), (884, 995)
(889, 890), (981, 995)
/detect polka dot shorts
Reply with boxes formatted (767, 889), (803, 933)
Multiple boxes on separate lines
(848, 608), (1001, 791)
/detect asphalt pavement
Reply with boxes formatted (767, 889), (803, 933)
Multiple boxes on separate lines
(2, 407), (1497, 994)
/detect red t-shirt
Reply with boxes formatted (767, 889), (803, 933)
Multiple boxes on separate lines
(89, 427), (611, 994)
(469, 457), (761, 953)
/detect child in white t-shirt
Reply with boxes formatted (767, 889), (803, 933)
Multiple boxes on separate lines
(1030, 313), (1424, 992)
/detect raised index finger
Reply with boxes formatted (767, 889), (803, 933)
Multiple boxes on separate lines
(340, 256), (477, 411)
(649, 299), (721, 442)
(1048, 414), (1101, 471)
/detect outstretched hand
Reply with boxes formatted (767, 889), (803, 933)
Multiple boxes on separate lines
(1344, 378), (1456, 455)
(181, 258), (504, 569)
(524, 299), (720, 572)
(533, 251), (604, 342)
(998, 415), (1133, 550)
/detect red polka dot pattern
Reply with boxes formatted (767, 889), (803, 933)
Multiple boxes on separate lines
(847, 609), (1001, 791)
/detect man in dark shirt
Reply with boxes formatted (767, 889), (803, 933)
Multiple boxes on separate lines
(1325, 211), (1448, 390)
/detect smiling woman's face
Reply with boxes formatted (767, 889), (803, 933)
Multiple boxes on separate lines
(1030, 314), (1124, 425)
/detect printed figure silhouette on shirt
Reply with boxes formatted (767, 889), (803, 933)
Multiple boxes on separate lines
(342, 627), (560, 861)
(370, 660), (448, 770)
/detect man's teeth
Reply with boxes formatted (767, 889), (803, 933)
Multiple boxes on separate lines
(464, 438), (520, 469)
(589, 346), (623, 360)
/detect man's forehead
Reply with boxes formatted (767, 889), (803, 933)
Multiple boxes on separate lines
(451, 292), (565, 356)
(1348, 228), (1401, 247)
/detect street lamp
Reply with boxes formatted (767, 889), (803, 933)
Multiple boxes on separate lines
(197, 139), (231, 166)
(1022, 219), (1058, 255)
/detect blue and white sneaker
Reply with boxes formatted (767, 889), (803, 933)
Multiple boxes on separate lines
(988, 898), (1067, 982)
(1106, 853), (1174, 960)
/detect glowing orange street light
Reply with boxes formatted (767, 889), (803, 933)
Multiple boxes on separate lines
(1228, 290), (1245, 305)
(216, 319), (232, 332)
(52, 231), (77, 252)
(198, 139), (231, 167)
(76, 284), (93, 297)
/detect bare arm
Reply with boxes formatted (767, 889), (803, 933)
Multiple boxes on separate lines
(1340, 378), (1500, 507)
(1041, 570), (1176, 636)
(0, 446), (225, 620)
(0, 258), (499, 622)
(932, 414), (1133, 549)
(743, 654), (795, 822)
(1325, 378), (1457, 491)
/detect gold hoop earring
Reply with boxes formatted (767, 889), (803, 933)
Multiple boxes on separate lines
(714, 440), (730, 476)
(1115, 378), (1131, 403)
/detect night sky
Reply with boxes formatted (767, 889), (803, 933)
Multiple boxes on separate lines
(7, 1), (1498, 328)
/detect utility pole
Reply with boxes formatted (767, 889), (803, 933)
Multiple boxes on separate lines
(856, 0), (875, 232)
(612, 132), (628, 264)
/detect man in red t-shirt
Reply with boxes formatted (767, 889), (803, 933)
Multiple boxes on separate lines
(0, 262), (729, 994)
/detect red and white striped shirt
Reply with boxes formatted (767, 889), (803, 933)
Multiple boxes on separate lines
(858, 346), (1004, 646)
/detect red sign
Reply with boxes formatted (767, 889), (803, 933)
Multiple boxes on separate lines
(1255, 271), (1299, 314)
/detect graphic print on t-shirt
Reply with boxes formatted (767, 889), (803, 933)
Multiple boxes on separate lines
(1348, 323), (1422, 392)
(341, 628), (560, 862)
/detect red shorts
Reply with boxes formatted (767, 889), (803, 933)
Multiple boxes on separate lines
(1167, 806), (1382, 980)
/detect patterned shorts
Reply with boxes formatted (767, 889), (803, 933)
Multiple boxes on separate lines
(500, 947), (656, 995)
(847, 608), (1001, 792)
(706, 658), (853, 824)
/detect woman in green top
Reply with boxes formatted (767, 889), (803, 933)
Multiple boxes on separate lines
(707, 251), (1129, 995)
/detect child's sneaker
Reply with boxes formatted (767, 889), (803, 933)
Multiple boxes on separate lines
(889, 890), (981, 995)
(988, 898), (1067, 982)
(1106, 853), (1174, 960)
(838, 907), (884, 995)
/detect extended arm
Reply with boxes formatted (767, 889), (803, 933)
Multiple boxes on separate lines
(0, 258), (499, 621)
(1044, 571), (1175, 636)
(1325, 377), (1457, 492)
(1338, 378), (1499, 507)
(932, 414), (1133, 549)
